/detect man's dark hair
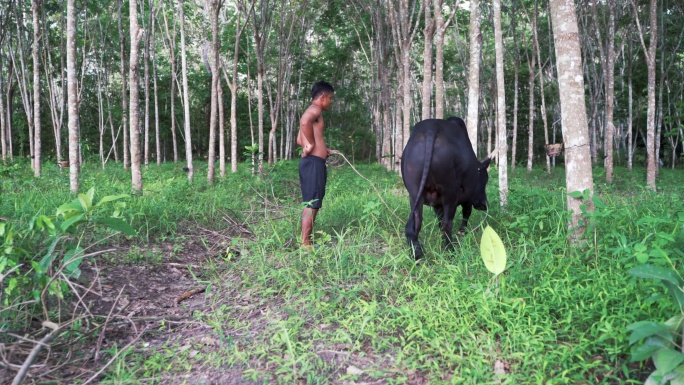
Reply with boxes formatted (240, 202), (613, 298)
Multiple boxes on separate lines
(311, 81), (334, 101)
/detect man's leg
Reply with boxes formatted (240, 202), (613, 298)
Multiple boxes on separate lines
(301, 207), (319, 247)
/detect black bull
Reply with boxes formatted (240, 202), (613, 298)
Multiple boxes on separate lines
(401, 117), (493, 259)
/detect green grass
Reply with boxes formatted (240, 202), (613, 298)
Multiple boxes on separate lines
(1, 159), (683, 384)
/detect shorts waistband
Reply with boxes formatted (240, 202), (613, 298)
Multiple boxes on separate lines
(302, 155), (326, 163)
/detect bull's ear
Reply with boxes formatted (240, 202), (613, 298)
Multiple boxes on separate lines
(481, 157), (492, 169)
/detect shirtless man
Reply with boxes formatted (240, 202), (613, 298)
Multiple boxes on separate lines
(297, 81), (335, 247)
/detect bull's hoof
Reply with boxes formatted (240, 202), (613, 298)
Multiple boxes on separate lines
(409, 244), (424, 260)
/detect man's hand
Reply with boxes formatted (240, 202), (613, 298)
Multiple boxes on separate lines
(327, 149), (339, 156)
(303, 142), (314, 157)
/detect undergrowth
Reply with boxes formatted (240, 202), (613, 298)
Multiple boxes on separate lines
(1, 159), (683, 384)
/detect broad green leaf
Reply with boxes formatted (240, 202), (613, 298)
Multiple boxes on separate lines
(57, 199), (86, 217)
(592, 196), (606, 209)
(39, 236), (63, 271)
(95, 194), (130, 207)
(628, 264), (683, 286)
(631, 343), (662, 362)
(84, 187), (95, 208)
(63, 247), (84, 279)
(668, 365), (684, 385)
(663, 281), (684, 311)
(78, 195), (90, 213)
(0, 222), (5, 236)
(60, 213), (86, 232)
(627, 321), (671, 345)
(93, 217), (138, 236)
(653, 349), (684, 374)
(568, 191), (583, 198)
(480, 226), (507, 276)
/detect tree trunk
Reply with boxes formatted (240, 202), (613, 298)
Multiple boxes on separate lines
(119, 0), (129, 168)
(526, 39), (536, 172)
(466, 0), (481, 155)
(604, 0), (616, 183)
(206, 0), (220, 184)
(511, 1), (519, 171)
(532, 1), (550, 174)
(143, 0), (152, 168)
(631, 0), (657, 189)
(152, 9), (160, 165)
(161, 3), (178, 163)
(32, 0), (42, 177)
(0, 59), (6, 164)
(493, 0), (508, 207)
(180, 0), (193, 181)
(67, 0), (79, 193)
(421, 0), (435, 120)
(549, 0), (595, 239)
(130, 0), (144, 192)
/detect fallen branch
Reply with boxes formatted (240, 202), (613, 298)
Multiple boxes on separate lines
(11, 322), (62, 385)
(174, 287), (206, 306)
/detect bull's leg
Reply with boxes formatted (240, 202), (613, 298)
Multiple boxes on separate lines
(405, 203), (425, 260)
(458, 204), (473, 234)
(440, 205), (458, 250)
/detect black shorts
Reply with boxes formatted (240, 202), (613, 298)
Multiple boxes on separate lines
(299, 155), (327, 209)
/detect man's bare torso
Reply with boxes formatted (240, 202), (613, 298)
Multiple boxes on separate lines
(297, 103), (328, 159)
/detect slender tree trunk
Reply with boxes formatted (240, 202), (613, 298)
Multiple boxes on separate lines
(493, 0), (507, 206)
(526, 44), (536, 172)
(206, 0), (220, 184)
(550, 0), (595, 239)
(119, 0), (129, 168)
(180, 0), (193, 181)
(421, 0), (434, 120)
(604, 0), (616, 183)
(533, 1), (550, 174)
(0, 58), (6, 164)
(162, 4), (178, 163)
(511, 1), (519, 171)
(130, 0), (144, 192)
(32, 0), (42, 176)
(143, 0), (152, 167)
(67, 0), (79, 192)
(631, 0), (657, 189)
(466, 0), (481, 155)
(152, 10), (160, 165)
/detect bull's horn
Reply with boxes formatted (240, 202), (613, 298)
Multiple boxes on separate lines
(485, 147), (499, 160)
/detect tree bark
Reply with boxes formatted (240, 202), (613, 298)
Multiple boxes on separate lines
(206, 0), (220, 184)
(493, 0), (508, 206)
(466, 0), (481, 155)
(119, 0), (129, 168)
(130, 0), (144, 192)
(549, 0), (595, 239)
(631, 0), (657, 189)
(32, 0), (41, 176)
(421, 0), (435, 120)
(161, 2), (178, 163)
(180, 0), (193, 181)
(604, 0), (616, 183)
(67, 0), (79, 192)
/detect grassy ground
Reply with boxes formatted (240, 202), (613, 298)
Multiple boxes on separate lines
(1, 159), (683, 384)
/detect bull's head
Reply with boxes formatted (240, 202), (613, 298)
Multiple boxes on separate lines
(474, 149), (496, 211)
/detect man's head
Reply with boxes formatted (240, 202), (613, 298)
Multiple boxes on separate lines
(311, 81), (334, 110)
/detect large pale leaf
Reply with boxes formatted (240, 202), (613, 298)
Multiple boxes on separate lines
(653, 348), (684, 374)
(480, 225), (507, 276)
(629, 264), (683, 286)
(627, 321), (672, 345)
(95, 194), (130, 207)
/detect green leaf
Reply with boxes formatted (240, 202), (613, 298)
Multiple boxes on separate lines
(84, 187), (95, 208)
(663, 281), (684, 311)
(668, 365), (684, 385)
(592, 196), (606, 209)
(39, 237), (63, 271)
(480, 226), (507, 276)
(57, 199), (86, 217)
(628, 264), (683, 286)
(60, 213), (86, 232)
(568, 191), (583, 198)
(62, 247), (84, 279)
(95, 194), (130, 207)
(631, 343), (662, 362)
(627, 321), (671, 345)
(93, 217), (138, 236)
(653, 349), (684, 374)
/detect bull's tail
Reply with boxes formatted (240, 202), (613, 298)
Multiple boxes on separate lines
(409, 126), (436, 218)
